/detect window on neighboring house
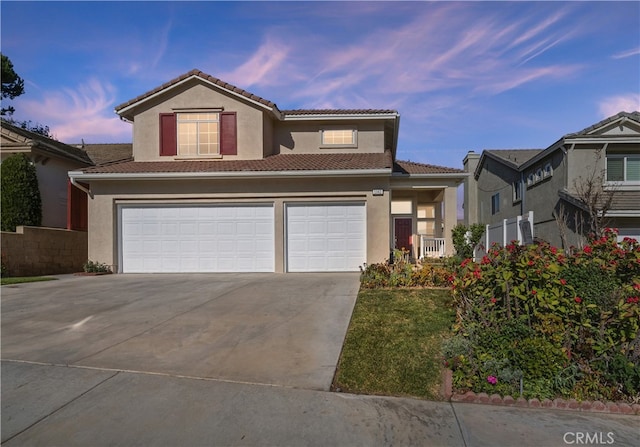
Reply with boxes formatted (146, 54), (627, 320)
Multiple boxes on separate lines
(607, 155), (640, 182)
(177, 113), (219, 156)
(543, 163), (553, 178)
(491, 193), (500, 215)
(159, 111), (236, 157)
(320, 129), (357, 147)
(417, 204), (436, 237)
(513, 181), (522, 202)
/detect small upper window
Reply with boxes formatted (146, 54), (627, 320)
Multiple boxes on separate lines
(607, 155), (640, 182)
(177, 113), (220, 156)
(320, 129), (357, 147)
(491, 193), (500, 215)
(513, 181), (522, 203)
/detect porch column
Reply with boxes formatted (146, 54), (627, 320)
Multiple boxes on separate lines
(443, 185), (458, 256)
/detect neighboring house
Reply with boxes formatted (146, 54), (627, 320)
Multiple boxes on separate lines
(82, 143), (133, 166)
(69, 69), (465, 273)
(1, 119), (93, 230)
(464, 111), (640, 248)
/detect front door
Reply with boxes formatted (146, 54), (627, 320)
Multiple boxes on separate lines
(394, 218), (413, 253)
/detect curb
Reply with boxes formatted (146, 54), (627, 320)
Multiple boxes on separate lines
(441, 370), (639, 415)
(449, 391), (640, 415)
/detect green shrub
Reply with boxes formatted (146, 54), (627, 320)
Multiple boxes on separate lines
(1, 153), (42, 232)
(83, 260), (112, 274)
(360, 249), (451, 289)
(451, 223), (485, 260)
(446, 229), (640, 402)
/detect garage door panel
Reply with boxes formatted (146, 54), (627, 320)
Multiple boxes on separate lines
(286, 203), (366, 272)
(121, 205), (274, 273)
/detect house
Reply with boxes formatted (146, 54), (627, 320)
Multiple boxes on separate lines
(464, 111), (640, 248)
(68, 69), (465, 273)
(1, 119), (93, 230)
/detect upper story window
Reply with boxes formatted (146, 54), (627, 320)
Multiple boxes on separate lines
(177, 113), (219, 156)
(320, 128), (357, 148)
(607, 154), (640, 182)
(159, 111), (237, 157)
(512, 181), (522, 203)
(491, 193), (500, 215)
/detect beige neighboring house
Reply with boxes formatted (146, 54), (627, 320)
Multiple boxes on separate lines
(1, 119), (93, 230)
(69, 69), (465, 273)
(464, 111), (640, 247)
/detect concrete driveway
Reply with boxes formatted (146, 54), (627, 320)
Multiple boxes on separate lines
(1, 273), (360, 390)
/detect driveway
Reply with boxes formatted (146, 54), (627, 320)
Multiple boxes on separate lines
(1, 273), (360, 390)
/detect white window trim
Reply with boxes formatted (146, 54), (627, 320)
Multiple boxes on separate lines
(606, 154), (640, 184)
(319, 127), (358, 149)
(512, 181), (522, 203)
(177, 112), (221, 157)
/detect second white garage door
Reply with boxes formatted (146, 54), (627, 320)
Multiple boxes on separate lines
(120, 204), (274, 273)
(286, 203), (366, 272)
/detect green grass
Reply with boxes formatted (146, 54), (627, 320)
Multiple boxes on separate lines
(333, 288), (455, 400)
(1, 276), (58, 285)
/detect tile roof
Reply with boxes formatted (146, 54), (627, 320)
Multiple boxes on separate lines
(1, 119), (93, 165)
(114, 69), (279, 114)
(113, 69), (400, 121)
(566, 111), (640, 137)
(82, 143), (133, 166)
(79, 151), (394, 174)
(393, 160), (464, 174)
(283, 109), (398, 116)
(485, 149), (544, 169)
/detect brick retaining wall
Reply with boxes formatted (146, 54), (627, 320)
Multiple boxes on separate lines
(1, 226), (87, 276)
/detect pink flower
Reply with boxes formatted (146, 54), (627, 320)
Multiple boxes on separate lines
(583, 246), (592, 255)
(575, 297), (582, 303)
(560, 279), (567, 286)
(490, 297), (497, 304)
(487, 375), (498, 385)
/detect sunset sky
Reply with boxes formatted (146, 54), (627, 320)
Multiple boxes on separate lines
(2, 1), (639, 170)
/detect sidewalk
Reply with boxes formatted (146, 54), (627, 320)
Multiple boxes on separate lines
(2, 360), (638, 446)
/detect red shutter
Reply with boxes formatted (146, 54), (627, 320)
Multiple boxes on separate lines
(67, 179), (88, 231)
(220, 112), (237, 155)
(159, 113), (177, 156)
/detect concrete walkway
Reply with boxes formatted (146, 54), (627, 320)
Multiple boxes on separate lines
(2, 360), (638, 446)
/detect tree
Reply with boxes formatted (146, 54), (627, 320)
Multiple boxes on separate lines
(1, 53), (25, 116)
(1, 153), (42, 232)
(553, 148), (617, 250)
(452, 223), (485, 260)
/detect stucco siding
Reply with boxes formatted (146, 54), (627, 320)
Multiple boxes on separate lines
(86, 176), (391, 273)
(275, 120), (386, 154)
(130, 80), (267, 161)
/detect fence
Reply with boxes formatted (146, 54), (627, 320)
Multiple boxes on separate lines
(474, 211), (534, 259)
(1, 226), (88, 277)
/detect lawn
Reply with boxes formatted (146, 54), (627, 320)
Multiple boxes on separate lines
(1, 276), (58, 285)
(333, 288), (455, 400)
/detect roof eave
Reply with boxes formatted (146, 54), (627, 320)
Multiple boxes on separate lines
(69, 168), (392, 181)
(283, 112), (400, 121)
(116, 74), (279, 120)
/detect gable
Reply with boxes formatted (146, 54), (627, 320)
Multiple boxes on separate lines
(566, 111), (640, 138)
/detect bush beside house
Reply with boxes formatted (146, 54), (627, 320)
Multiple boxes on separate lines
(445, 229), (640, 402)
(1, 153), (41, 232)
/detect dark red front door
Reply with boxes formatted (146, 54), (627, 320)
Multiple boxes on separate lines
(395, 218), (412, 252)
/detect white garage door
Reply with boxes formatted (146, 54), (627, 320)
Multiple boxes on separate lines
(120, 205), (274, 273)
(286, 203), (366, 272)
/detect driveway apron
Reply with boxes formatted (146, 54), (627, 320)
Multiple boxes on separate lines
(1, 273), (360, 390)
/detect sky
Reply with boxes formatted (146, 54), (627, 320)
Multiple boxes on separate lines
(1, 1), (639, 171)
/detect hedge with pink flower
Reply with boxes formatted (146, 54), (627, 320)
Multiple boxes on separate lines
(443, 229), (640, 402)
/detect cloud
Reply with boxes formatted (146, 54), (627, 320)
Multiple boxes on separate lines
(599, 94), (640, 117)
(16, 79), (130, 143)
(219, 36), (291, 88)
(612, 47), (640, 59)
(236, 2), (587, 112)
